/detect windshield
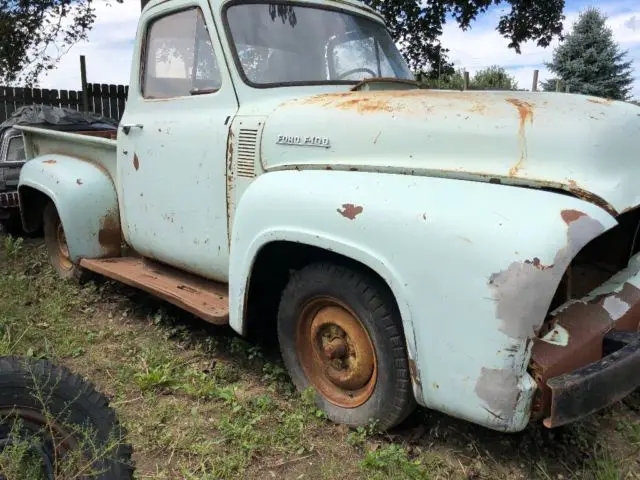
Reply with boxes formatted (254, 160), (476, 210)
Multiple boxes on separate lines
(225, 3), (414, 86)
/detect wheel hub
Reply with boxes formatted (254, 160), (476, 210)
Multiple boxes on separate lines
(297, 299), (377, 408)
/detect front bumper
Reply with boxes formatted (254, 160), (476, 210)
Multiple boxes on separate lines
(544, 331), (640, 427)
(531, 254), (640, 428)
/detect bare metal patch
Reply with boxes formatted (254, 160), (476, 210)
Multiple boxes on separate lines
(489, 211), (605, 339)
(475, 367), (520, 420)
(602, 296), (630, 321)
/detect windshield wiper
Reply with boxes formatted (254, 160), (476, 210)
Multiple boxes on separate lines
(351, 77), (419, 91)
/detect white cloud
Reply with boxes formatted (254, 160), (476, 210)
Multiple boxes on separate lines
(39, 0), (140, 89)
(441, 3), (640, 98)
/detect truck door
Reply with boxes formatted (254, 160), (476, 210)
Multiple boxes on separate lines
(118, 1), (238, 282)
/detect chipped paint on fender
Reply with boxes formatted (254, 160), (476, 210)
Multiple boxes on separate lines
(337, 203), (363, 220)
(230, 168), (617, 432)
(489, 210), (605, 340)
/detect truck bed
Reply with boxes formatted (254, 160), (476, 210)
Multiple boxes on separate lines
(17, 125), (118, 183)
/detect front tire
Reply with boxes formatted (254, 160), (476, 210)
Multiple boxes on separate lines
(277, 262), (415, 430)
(43, 202), (89, 282)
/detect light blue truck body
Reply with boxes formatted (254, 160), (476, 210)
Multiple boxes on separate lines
(17, 0), (640, 432)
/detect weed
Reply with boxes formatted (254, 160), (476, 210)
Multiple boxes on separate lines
(586, 447), (624, 480)
(616, 419), (640, 446)
(361, 444), (429, 479)
(2, 235), (23, 259)
(134, 358), (180, 392)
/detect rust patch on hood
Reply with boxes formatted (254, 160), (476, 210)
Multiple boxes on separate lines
(506, 99), (534, 177)
(489, 210), (605, 340)
(133, 154), (139, 171)
(42, 159), (57, 164)
(587, 98), (613, 106)
(333, 98), (394, 114)
(337, 204), (364, 220)
(98, 209), (121, 257)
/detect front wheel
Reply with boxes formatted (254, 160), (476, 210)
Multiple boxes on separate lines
(43, 202), (89, 282)
(277, 262), (415, 430)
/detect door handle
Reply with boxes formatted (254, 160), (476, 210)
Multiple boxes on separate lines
(121, 124), (144, 135)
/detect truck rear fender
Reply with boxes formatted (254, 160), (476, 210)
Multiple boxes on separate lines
(229, 170), (617, 432)
(19, 154), (121, 260)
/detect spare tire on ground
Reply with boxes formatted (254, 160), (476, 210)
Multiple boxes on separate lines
(0, 356), (133, 479)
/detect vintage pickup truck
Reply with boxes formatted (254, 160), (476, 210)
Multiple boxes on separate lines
(16, 0), (640, 433)
(0, 105), (116, 233)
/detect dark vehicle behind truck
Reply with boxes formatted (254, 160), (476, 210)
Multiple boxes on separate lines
(0, 105), (117, 233)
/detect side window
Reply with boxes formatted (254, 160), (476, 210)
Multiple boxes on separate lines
(5, 137), (25, 163)
(142, 8), (222, 99)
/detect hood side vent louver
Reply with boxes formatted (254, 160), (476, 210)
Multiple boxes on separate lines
(237, 128), (258, 178)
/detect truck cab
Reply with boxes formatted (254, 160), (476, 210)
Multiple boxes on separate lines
(17, 0), (640, 433)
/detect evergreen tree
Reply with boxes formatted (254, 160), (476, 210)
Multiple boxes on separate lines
(541, 8), (634, 100)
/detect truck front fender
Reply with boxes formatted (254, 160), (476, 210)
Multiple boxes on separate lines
(19, 154), (121, 261)
(229, 170), (617, 432)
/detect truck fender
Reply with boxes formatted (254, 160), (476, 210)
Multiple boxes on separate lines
(19, 154), (121, 261)
(229, 170), (617, 432)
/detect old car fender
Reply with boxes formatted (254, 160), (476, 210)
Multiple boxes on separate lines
(229, 170), (617, 432)
(19, 154), (120, 261)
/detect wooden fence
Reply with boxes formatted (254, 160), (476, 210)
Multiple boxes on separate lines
(0, 84), (129, 123)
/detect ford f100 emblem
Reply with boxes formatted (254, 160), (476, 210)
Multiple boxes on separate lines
(276, 135), (331, 148)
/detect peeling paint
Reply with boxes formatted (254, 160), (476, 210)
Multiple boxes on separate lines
(489, 211), (605, 339)
(76, 178), (83, 185)
(337, 204), (364, 220)
(42, 159), (57, 164)
(133, 154), (140, 171)
(602, 296), (630, 321)
(475, 367), (520, 419)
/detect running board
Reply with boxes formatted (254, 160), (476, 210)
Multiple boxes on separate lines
(80, 257), (229, 325)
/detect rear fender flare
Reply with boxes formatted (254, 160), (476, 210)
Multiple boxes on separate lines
(19, 154), (121, 261)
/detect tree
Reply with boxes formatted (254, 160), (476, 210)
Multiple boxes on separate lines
(473, 65), (518, 90)
(363, 0), (566, 76)
(420, 66), (518, 90)
(0, 0), (122, 85)
(541, 8), (634, 100)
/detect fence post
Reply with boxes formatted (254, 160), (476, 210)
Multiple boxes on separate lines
(532, 70), (539, 92)
(463, 71), (470, 91)
(80, 55), (89, 112)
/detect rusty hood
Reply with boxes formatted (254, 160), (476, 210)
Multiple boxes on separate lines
(260, 90), (640, 215)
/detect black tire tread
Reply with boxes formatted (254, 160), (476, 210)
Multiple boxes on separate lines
(279, 261), (415, 430)
(0, 356), (133, 479)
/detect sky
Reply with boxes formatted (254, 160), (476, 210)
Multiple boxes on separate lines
(39, 0), (640, 99)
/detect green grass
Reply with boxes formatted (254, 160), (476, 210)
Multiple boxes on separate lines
(1, 238), (639, 479)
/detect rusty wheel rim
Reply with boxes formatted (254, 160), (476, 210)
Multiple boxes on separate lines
(0, 407), (79, 479)
(296, 297), (377, 408)
(55, 219), (73, 271)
